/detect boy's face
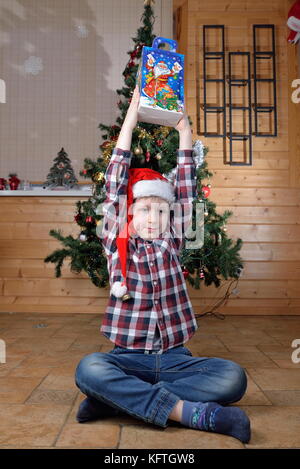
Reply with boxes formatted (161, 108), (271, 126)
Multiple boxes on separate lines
(131, 196), (170, 241)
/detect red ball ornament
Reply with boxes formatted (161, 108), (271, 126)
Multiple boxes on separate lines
(182, 267), (189, 278)
(156, 139), (163, 146)
(74, 214), (81, 223)
(202, 186), (211, 198)
(85, 216), (93, 223)
(146, 151), (151, 162)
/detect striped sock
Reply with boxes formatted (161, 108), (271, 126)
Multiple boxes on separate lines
(181, 400), (251, 443)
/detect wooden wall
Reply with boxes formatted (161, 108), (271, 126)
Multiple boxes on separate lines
(0, 0), (300, 315)
(174, 0), (300, 315)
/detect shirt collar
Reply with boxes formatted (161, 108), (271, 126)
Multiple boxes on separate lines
(129, 231), (170, 254)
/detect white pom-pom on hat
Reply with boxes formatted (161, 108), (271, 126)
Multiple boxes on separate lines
(110, 281), (128, 299)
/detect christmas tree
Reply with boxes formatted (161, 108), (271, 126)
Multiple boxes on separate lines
(43, 147), (78, 189)
(44, 0), (244, 294)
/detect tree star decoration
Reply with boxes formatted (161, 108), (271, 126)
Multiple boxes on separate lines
(24, 56), (43, 75)
(192, 140), (205, 168)
(144, 0), (155, 6)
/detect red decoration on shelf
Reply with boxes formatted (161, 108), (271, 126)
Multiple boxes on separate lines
(0, 178), (7, 190)
(8, 174), (20, 190)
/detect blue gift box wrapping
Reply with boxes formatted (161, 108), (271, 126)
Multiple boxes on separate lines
(136, 37), (185, 126)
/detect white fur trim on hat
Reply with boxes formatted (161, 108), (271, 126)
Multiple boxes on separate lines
(111, 281), (128, 298)
(132, 179), (175, 204)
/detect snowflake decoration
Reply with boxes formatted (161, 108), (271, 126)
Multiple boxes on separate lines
(24, 56), (43, 75)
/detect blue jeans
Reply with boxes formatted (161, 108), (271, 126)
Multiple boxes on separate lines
(75, 345), (247, 428)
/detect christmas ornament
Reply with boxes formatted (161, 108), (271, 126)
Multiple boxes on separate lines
(134, 145), (143, 155)
(92, 171), (105, 183)
(202, 185), (211, 198)
(79, 234), (87, 242)
(145, 151), (151, 162)
(85, 216), (94, 224)
(182, 267), (189, 279)
(155, 153), (162, 160)
(199, 268), (205, 279)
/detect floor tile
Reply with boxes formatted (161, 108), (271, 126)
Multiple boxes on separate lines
(244, 406), (300, 448)
(119, 424), (244, 449)
(55, 423), (120, 448)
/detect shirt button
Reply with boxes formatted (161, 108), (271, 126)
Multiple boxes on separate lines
(155, 300), (158, 305)
(154, 281), (157, 285)
(146, 245), (150, 249)
(150, 262), (154, 266)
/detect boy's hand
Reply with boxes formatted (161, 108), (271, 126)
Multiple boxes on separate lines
(123, 85), (140, 130)
(175, 112), (191, 133)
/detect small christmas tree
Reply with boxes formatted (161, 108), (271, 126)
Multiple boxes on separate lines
(43, 147), (78, 189)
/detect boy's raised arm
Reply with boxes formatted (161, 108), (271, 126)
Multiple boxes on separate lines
(100, 86), (140, 256)
(172, 115), (197, 251)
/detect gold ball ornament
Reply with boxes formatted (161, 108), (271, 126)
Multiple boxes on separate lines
(155, 153), (162, 160)
(134, 145), (143, 156)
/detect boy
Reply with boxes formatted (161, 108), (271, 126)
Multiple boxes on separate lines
(75, 86), (251, 443)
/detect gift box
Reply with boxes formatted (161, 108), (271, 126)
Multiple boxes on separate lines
(136, 37), (184, 127)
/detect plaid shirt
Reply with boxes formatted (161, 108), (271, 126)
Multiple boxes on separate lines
(100, 147), (198, 352)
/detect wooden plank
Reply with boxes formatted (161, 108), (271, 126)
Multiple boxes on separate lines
(209, 188), (300, 205)
(239, 243), (300, 261)
(216, 206), (300, 224)
(226, 225), (300, 242)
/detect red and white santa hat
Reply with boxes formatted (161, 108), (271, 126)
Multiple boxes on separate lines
(287, 0), (300, 44)
(110, 167), (175, 300)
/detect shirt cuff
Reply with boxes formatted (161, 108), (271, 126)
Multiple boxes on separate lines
(111, 147), (132, 162)
(177, 149), (194, 164)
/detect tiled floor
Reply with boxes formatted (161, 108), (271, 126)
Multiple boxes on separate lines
(0, 312), (300, 449)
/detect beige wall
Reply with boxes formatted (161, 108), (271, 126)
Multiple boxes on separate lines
(0, 0), (172, 182)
